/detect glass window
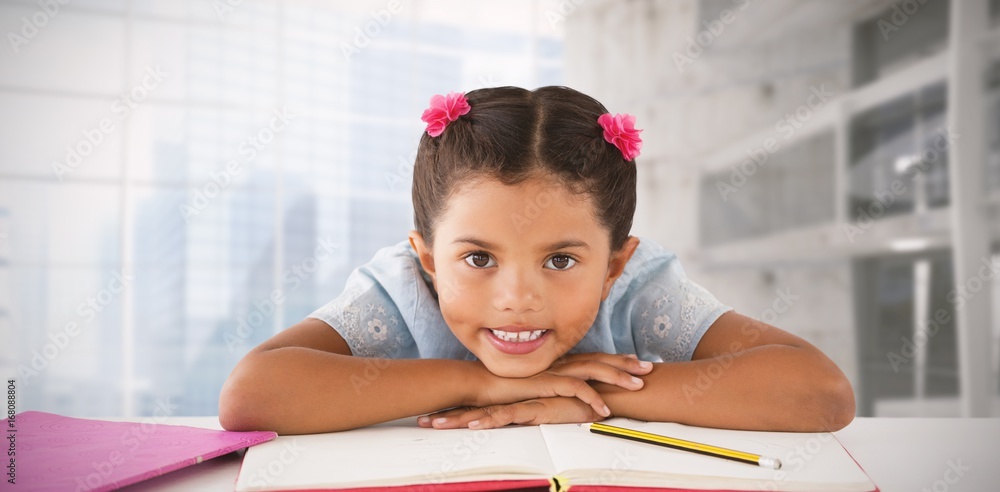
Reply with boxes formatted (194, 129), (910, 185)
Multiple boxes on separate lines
(853, 251), (959, 417)
(987, 60), (1000, 193)
(0, 1), (564, 417)
(851, 0), (950, 87)
(848, 82), (949, 220)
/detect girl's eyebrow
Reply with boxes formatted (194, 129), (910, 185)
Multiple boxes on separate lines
(452, 236), (591, 252)
(542, 239), (591, 252)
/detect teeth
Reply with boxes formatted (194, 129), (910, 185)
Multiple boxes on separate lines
(490, 329), (546, 342)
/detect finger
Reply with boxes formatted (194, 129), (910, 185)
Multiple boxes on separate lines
(472, 398), (602, 430)
(418, 407), (478, 427)
(578, 352), (654, 376)
(596, 353), (655, 374)
(443, 399), (584, 430)
(430, 407), (491, 429)
(547, 359), (646, 391)
(559, 352), (654, 375)
(544, 375), (611, 417)
(470, 401), (538, 430)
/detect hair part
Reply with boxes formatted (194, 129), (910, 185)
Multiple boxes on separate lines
(411, 86), (636, 253)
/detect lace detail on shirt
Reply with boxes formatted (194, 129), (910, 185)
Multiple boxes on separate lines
(637, 280), (719, 362)
(670, 289), (716, 361)
(312, 285), (406, 359)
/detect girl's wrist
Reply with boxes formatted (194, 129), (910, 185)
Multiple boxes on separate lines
(463, 360), (496, 407)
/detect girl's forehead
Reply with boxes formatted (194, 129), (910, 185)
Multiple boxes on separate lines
(436, 178), (609, 250)
(449, 174), (583, 202)
(445, 180), (596, 220)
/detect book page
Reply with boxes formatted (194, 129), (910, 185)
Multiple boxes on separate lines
(539, 419), (875, 492)
(236, 417), (557, 491)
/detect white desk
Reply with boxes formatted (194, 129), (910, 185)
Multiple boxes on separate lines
(115, 417), (1000, 492)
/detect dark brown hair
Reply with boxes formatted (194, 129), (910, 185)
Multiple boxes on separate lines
(411, 86), (636, 252)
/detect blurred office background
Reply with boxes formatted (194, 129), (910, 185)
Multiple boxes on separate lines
(0, 0), (996, 418)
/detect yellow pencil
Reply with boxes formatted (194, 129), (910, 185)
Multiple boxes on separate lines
(583, 422), (782, 470)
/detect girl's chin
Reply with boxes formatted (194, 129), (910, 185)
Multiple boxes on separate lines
(479, 355), (552, 378)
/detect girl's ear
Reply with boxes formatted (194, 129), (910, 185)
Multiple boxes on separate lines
(601, 236), (640, 300)
(408, 230), (436, 279)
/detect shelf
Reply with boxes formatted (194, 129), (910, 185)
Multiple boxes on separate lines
(701, 0), (889, 51)
(843, 50), (948, 115)
(696, 208), (953, 269)
(699, 50), (948, 176)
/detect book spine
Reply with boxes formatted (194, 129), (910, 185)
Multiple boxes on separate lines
(549, 475), (569, 492)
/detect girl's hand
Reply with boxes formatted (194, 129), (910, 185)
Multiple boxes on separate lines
(417, 396), (603, 430)
(472, 353), (653, 418)
(547, 352), (653, 384)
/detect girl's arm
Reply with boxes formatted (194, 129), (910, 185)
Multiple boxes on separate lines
(219, 319), (644, 434)
(414, 312), (854, 432)
(219, 319), (483, 434)
(594, 310), (857, 432)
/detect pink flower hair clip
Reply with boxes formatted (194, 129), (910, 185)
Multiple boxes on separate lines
(598, 113), (643, 161)
(421, 92), (471, 137)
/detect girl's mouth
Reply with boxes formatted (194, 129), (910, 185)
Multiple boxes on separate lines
(482, 328), (551, 355)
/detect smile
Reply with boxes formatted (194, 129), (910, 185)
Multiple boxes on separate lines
(483, 328), (551, 355)
(489, 329), (547, 342)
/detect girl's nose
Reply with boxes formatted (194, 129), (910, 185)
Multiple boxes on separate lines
(492, 267), (543, 313)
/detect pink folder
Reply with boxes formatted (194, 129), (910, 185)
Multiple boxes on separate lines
(12, 410), (277, 491)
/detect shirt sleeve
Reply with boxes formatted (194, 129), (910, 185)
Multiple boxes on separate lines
(307, 262), (417, 359)
(629, 252), (732, 362)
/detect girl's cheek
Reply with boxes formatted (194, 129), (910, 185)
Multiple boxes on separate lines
(567, 296), (601, 329)
(436, 270), (478, 304)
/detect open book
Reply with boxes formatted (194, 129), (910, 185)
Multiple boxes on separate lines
(235, 417), (877, 492)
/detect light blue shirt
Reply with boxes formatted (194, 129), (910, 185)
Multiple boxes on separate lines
(307, 236), (732, 362)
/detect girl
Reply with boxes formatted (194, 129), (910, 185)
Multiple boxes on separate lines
(220, 86), (855, 435)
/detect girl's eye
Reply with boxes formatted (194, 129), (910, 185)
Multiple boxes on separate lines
(545, 255), (577, 271)
(464, 252), (496, 269)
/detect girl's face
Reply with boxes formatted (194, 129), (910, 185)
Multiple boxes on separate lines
(408, 175), (639, 378)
